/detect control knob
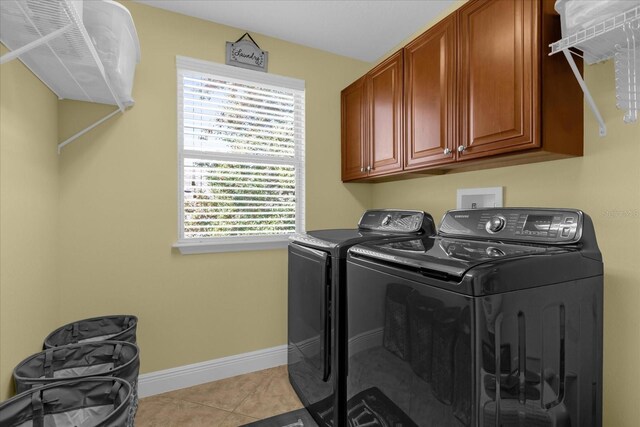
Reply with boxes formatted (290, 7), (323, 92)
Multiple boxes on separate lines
(485, 215), (506, 233)
(382, 214), (392, 226)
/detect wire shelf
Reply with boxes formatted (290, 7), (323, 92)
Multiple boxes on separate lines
(550, 5), (640, 135)
(550, 6), (640, 64)
(615, 41), (639, 123)
(0, 0), (124, 110)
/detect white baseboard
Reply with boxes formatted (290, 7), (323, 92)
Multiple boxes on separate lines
(138, 345), (288, 398)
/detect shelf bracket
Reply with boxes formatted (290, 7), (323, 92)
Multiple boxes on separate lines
(57, 108), (123, 154)
(562, 49), (607, 137)
(0, 24), (73, 65)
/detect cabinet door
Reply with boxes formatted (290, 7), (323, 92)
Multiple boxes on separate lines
(404, 15), (457, 170)
(367, 51), (403, 177)
(458, 0), (539, 160)
(341, 77), (367, 181)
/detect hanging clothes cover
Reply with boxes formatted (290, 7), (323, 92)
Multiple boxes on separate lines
(43, 315), (138, 349)
(0, 377), (134, 427)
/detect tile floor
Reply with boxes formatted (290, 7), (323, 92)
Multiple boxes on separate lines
(135, 365), (304, 426)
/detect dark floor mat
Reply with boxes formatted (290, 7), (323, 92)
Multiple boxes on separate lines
(241, 387), (416, 427)
(241, 408), (319, 427)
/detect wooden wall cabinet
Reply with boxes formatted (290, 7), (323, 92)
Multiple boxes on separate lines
(458, 0), (538, 160)
(341, 51), (403, 181)
(341, 76), (367, 181)
(404, 15), (457, 170)
(341, 0), (583, 182)
(453, 0), (583, 168)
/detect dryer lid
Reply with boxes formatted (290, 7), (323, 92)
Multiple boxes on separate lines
(289, 210), (436, 257)
(290, 229), (395, 249)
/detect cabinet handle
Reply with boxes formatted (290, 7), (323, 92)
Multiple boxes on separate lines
(444, 147), (451, 155)
(360, 167), (364, 172)
(367, 165), (372, 171)
(457, 145), (466, 153)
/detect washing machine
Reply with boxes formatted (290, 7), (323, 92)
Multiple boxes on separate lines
(288, 210), (436, 426)
(345, 208), (603, 427)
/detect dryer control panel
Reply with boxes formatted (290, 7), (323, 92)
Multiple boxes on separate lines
(440, 208), (583, 244)
(358, 210), (433, 234)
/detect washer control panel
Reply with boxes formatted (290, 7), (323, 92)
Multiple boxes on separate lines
(358, 210), (430, 233)
(440, 208), (583, 244)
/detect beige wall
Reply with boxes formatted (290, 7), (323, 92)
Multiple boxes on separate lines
(371, 59), (640, 427)
(2, 2), (638, 425)
(56, 1), (371, 376)
(0, 46), (60, 399)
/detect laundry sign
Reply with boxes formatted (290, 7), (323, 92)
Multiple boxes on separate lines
(226, 33), (268, 72)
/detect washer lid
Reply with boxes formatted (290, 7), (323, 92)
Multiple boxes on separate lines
(349, 236), (572, 280)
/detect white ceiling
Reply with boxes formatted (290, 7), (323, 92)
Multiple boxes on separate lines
(134, 0), (456, 62)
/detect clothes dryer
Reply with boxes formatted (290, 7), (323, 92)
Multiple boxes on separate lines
(288, 210), (436, 426)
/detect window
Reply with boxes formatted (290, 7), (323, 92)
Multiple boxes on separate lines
(174, 56), (305, 254)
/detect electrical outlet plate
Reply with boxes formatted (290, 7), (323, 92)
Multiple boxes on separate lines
(457, 187), (503, 209)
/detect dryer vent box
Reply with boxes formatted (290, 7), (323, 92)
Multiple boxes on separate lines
(457, 187), (503, 209)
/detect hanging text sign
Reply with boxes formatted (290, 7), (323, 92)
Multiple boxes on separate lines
(226, 33), (268, 72)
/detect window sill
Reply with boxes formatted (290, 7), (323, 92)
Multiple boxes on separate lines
(173, 237), (289, 255)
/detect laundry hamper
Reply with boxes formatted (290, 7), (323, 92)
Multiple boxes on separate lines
(13, 341), (139, 394)
(0, 377), (133, 427)
(13, 341), (141, 422)
(43, 315), (137, 349)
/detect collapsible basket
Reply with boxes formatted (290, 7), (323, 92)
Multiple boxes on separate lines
(13, 341), (140, 423)
(13, 341), (139, 394)
(0, 377), (133, 427)
(43, 315), (137, 349)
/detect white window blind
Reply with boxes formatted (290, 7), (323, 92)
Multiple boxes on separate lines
(175, 56), (305, 253)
